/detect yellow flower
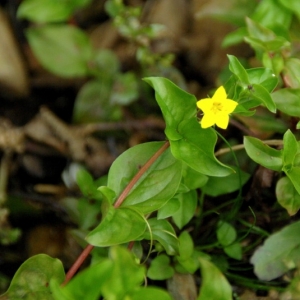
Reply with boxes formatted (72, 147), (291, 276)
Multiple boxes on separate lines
(197, 86), (238, 129)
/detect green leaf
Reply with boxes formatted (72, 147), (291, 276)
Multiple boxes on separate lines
(141, 219), (179, 255)
(251, 84), (276, 113)
(86, 206), (147, 247)
(26, 25), (93, 77)
(157, 198), (180, 219)
(144, 77), (197, 141)
(51, 260), (113, 300)
(102, 246), (145, 299)
(147, 255), (174, 280)
(244, 136), (283, 171)
(108, 142), (182, 214)
(182, 164), (208, 190)
(283, 130), (298, 168)
(17, 0), (92, 22)
(172, 190), (197, 229)
(178, 231), (194, 261)
(286, 167), (300, 195)
(224, 242), (242, 260)
(217, 221), (237, 247)
(228, 55), (250, 84)
(130, 287), (172, 300)
(250, 220), (300, 280)
(246, 68), (278, 92)
(272, 88), (300, 117)
(276, 177), (300, 216)
(1, 254), (65, 299)
(204, 166), (250, 197)
(198, 257), (232, 300)
(170, 119), (233, 176)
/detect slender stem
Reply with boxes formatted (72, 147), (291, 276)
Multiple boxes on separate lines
(62, 141), (170, 285)
(114, 141), (170, 208)
(62, 244), (94, 286)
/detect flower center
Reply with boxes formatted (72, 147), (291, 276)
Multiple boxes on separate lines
(211, 101), (223, 114)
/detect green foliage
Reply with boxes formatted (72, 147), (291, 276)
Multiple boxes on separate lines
(9, 0), (300, 298)
(1, 254), (65, 299)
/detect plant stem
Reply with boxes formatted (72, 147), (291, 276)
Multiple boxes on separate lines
(62, 140), (170, 285)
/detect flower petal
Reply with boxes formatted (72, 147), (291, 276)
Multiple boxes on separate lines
(215, 114), (230, 129)
(212, 86), (227, 101)
(200, 113), (216, 128)
(223, 99), (238, 113)
(197, 98), (212, 113)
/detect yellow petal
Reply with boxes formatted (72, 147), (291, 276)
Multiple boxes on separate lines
(197, 98), (212, 113)
(215, 114), (230, 129)
(200, 113), (216, 128)
(223, 99), (238, 113)
(212, 86), (227, 101)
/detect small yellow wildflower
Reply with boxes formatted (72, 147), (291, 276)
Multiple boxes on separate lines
(197, 86), (238, 129)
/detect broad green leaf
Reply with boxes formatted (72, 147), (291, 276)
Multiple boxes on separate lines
(147, 255), (174, 280)
(224, 242), (242, 260)
(170, 119), (232, 176)
(272, 88), (300, 117)
(251, 220), (300, 280)
(182, 164), (208, 190)
(204, 167), (250, 197)
(51, 260), (113, 300)
(141, 219), (179, 255)
(172, 190), (197, 229)
(251, 84), (276, 113)
(101, 246), (145, 299)
(276, 177), (300, 216)
(178, 231), (194, 261)
(144, 77), (197, 141)
(130, 287), (172, 300)
(86, 206), (147, 247)
(217, 221), (237, 247)
(246, 68), (278, 92)
(1, 254), (65, 299)
(222, 27), (247, 48)
(198, 257), (232, 300)
(244, 136), (283, 171)
(157, 198), (180, 219)
(26, 25), (93, 77)
(286, 167), (300, 195)
(17, 0), (92, 22)
(283, 130), (298, 169)
(228, 55), (250, 84)
(108, 142), (182, 214)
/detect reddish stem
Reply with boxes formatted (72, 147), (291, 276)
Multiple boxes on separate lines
(62, 141), (170, 285)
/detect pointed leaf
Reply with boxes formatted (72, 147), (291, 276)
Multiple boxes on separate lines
(276, 176), (300, 216)
(147, 255), (174, 280)
(108, 142), (182, 214)
(244, 136), (283, 171)
(2, 254), (65, 299)
(171, 119), (232, 176)
(272, 88), (300, 117)
(86, 207), (147, 247)
(198, 257), (232, 300)
(144, 77), (197, 141)
(228, 55), (250, 84)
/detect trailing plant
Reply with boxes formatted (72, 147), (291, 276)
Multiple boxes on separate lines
(2, 0), (300, 299)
